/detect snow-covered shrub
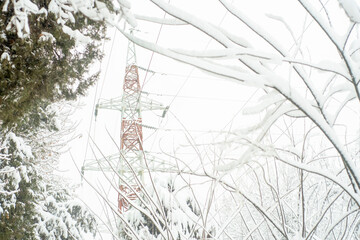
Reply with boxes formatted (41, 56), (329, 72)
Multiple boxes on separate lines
(119, 177), (215, 240)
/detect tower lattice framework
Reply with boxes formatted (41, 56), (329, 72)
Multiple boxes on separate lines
(117, 40), (144, 212)
(82, 38), (167, 214)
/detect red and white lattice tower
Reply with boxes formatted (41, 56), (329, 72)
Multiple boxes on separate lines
(83, 38), (166, 213)
(117, 39), (144, 213)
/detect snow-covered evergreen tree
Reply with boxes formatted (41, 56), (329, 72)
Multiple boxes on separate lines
(0, 129), (97, 240)
(0, 0), (106, 128)
(0, 0), (108, 237)
(0, 133), (37, 239)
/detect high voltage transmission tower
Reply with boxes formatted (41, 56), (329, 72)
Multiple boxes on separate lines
(82, 37), (168, 213)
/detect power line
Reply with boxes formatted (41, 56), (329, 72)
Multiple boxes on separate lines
(144, 0), (236, 154)
(82, 28), (117, 171)
(141, 90), (257, 103)
(98, 28), (118, 108)
(137, 64), (227, 82)
(141, 12), (166, 88)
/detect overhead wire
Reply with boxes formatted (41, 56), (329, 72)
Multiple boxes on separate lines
(166, 0), (237, 113)
(138, 65), (224, 81)
(98, 28), (118, 112)
(141, 20), (165, 88)
(139, 2), (255, 198)
(144, 0), (237, 157)
(92, 28), (123, 209)
(141, 90), (257, 103)
(137, 8), (170, 153)
(81, 28), (117, 174)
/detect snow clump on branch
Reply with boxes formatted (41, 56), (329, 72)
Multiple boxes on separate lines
(338, 0), (360, 23)
(1, 0), (137, 44)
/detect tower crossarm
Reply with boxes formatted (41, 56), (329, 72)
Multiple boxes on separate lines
(81, 153), (121, 172)
(82, 152), (177, 175)
(95, 94), (168, 118)
(95, 97), (123, 113)
(140, 95), (167, 111)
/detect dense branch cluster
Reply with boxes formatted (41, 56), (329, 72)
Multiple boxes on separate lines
(87, 0), (360, 239)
